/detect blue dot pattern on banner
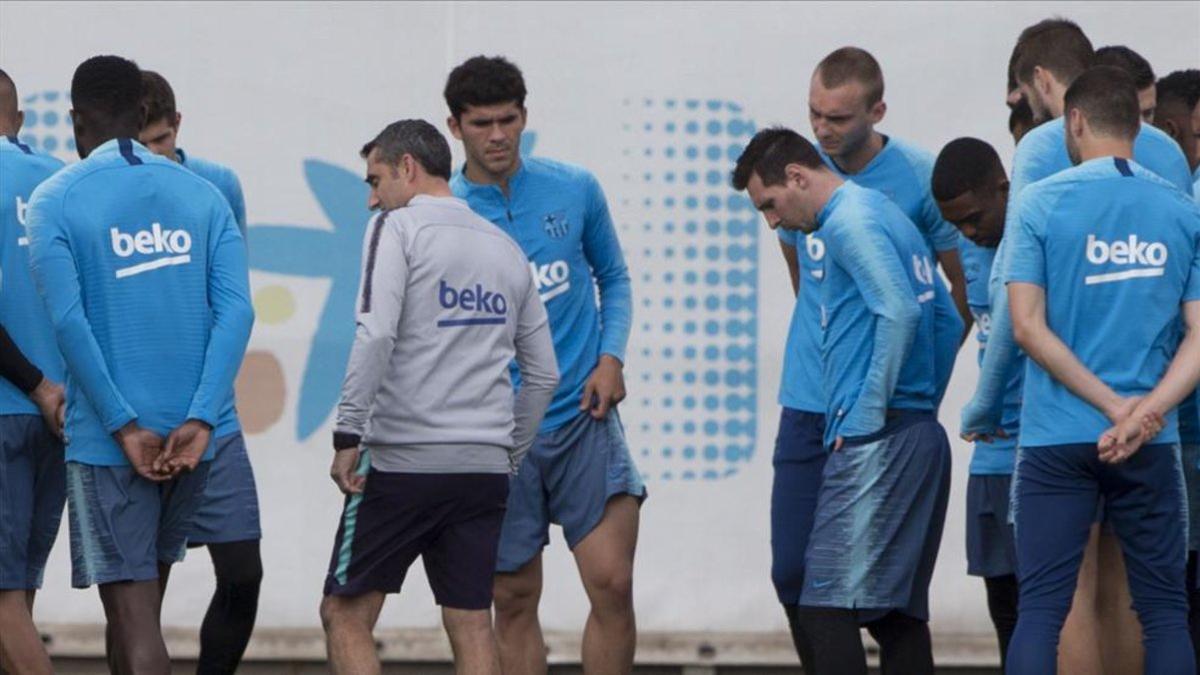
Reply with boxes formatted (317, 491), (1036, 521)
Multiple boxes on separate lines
(621, 98), (758, 482)
(20, 90), (77, 162)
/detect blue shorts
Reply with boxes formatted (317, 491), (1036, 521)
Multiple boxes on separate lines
(1183, 444), (1200, 553)
(0, 415), (65, 590)
(966, 474), (1017, 578)
(67, 460), (210, 588)
(801, 410), (951, 621)
(1009, 443), (1191, 672)
(497, 411), (646, 573)
(188, 433), (261, 545)
(770, 408), (827, 604)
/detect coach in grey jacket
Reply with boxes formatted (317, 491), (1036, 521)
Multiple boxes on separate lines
(319, 119), (558, 675)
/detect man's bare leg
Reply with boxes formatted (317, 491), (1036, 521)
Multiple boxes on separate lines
(0, 589), (51, 675)
(1097, 530), (1144, 675)
(320, 592), (385, 675)
(1058, 524), (1103, 673)
(574, 495), (639, 675)
(98, 579), (171, 675)
(443, 607), (501, 675)
(493, 555), (546, 675)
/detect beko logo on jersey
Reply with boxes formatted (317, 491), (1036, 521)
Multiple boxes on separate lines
(912, 254), (935, 303)
(806, 235), (825, 280)
(1084, 234), (1167, 285)
(530, 260), (571, 303)
(109, 224), (193, 279)
(15, 197), (29, 246)
(437, 280), (508, 327)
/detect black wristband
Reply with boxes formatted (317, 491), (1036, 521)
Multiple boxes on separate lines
(333, 431), (361, 451)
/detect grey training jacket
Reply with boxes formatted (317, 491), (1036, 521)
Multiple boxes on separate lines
(335, 194), (558, 474)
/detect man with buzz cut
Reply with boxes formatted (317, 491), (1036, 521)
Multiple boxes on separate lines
(798, 46), (970, 330)
(1004, 65), (1200, 675)
(320, 119), (558, 675)
(0, 67), (66, 675)
(734, 126), (959, 675)
(445, 55), (644, 675)
(769, 45), (965, 671)
(26, 54), (254, 674)
(138, 67), (262, 675)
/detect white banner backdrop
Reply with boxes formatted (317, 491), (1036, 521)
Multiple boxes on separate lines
(2, 0), (1198, 639)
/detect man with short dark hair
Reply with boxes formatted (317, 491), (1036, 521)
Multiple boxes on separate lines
(967, 23), (1194, 673)
(932, 138), (1021, 669)
(734, 126), (957, 675)
(1095, 45), (1157, 123)
(138, 66), (262, 675)
(445, 55), (644, 675)
(0, 67), (66, 675)
(139, 71), (245, 232)
(1155, 70), (1200, 187)
(1004, 65), (1200, 674)
(26, 54), (254, 674)
(320, 119), (558, 675)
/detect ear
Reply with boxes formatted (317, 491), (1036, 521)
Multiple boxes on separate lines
(15, 110), (24, 130)
(1161, 118), (1183, 145)
(173, 111), (182, 130)
(1032, 66), (1053, 98)
(869, 99), (887, 125)
(403, 153), (419, 181)
(447, 115), (462, 140)
(997, 178), (1011, 200)
(1066, 107), (1086, 137)
(784, 162), (808, 188)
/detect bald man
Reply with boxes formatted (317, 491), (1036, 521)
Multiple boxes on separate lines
(0, 68), (67, 675)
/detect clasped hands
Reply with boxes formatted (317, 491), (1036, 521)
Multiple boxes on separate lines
(1097, 397), (1165, 464)
(114, 419), (212, 482)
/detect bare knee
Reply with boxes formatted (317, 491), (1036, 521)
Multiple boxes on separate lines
(320, 596), (368, 634)
(493, 571), (541, 619)
(443, 608), (492, 636)
(584, 565), (634, 613)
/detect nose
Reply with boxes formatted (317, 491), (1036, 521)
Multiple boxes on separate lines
(489, 123), (507, 144)
(1007, 88), (1022, 107)
(367, 191), (380, 211)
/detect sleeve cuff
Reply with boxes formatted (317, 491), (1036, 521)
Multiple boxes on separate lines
(333, 431), (362, 451)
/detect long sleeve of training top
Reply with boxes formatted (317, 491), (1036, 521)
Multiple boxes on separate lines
(27, 194), (137, 433)
(510, 277), (558, 468)
(0, 323), (43, 394)
(932, 273), (964, 406)
(827, 221), (923, 438)
(581, 174), (632, 363)
(185, 208), (254, 427)
(337, 212), (404, 439)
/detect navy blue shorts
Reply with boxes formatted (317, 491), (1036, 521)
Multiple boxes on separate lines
(801, 410), (951, 621)
(0, 415), (65, 590)
(67, 460), (210, 588)
(497, 411), (646, 572)
(1184, 444), (1200, 553)
(324, 452), (509, 610)
(770, 408), (827, 604)
(1009, 443), (1191, 672)
(966, 474), (1017, 578)
(188, 433), (261, 545)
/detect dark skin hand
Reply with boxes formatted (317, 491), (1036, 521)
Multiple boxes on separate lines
(113, 422), (168, 482)
(330, 446), (366, 495)
(580, 354), (626, 419)
(154, 419), (213, 477)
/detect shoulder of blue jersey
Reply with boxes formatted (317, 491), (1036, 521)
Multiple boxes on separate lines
(522, 155), (598, 188)
(184, 153), (241, 189)
(885, 135), (935, 178)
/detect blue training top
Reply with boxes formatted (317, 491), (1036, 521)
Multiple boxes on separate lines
(452, 157), (632, 433)
(818, 181), (960, 447)
(964, 118), (1196, 442)
(177, 148), (246, 236)
(0, 136), (65, 414)
(26, 138), (254, 465)
(1007, 157), (1200, 447)
(961, 238), (1019, 474)
(776, 228), (826, 413)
